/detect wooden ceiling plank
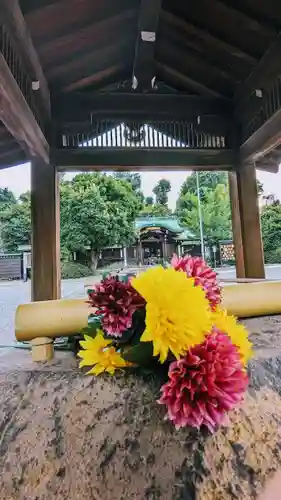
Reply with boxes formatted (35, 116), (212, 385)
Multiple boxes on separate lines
(161, 11), (257, 67)
(39, 9), (136, 66)
(20, 0), (60, 15)
(162, 0), (275, 59)
(0, 54), (49, 162)
(157, 63), (226, 98)
(219, 0), (281, 31)
(1, 0), (50, 117)
(132, 0), (162, 91)
(235, 32), (281, 110)
(46, 39), (132, 82)
(24, 0), (135, 44)
(0, 150), (27, 170)
(157, 40), (234, 97)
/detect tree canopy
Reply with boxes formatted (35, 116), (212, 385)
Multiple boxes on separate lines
(179, 172), (228, 200)
(179, 171), (263, 199)
(60, 173), (142, 269)
(0, 188), (16, 212)
(139, 203), (172, 217)
(113, 172), (141, 191)
(261, 202), (281, 263)
(176, 182), (232, 244)
(153, 179), (171, 206)
(1, 195), (31, 251)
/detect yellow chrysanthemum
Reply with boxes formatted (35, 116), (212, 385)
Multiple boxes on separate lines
(78, 331), (130, 375)
(212, 307), (253, 365)
(131, 267), (212, 363)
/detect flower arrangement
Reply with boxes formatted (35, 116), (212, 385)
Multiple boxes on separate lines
(78, 255), (252, 433)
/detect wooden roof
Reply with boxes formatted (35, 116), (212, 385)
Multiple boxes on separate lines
(1, 0), (281, 169)
(19, 0), (281, 96)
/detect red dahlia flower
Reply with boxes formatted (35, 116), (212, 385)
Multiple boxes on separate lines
(88, 276), (145, 337)
(171, 254), (221, 309)
(158, 331), (248, 432)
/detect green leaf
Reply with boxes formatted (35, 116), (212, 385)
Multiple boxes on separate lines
(80, 314), (102, 338)
(121, 342), (153, 365)
(102, 272), (111, 280)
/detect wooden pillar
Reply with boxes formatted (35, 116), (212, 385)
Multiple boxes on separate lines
(228, 165), (265, 279)
(31, 159), (61, 301)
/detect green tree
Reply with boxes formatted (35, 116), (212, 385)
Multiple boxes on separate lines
(18, 191), (31, 204)
(145, 196), (154, 206)
(153, 179), (171, 206)
(0, 188), (17, 251)
(180, 172), (228, 199)
(113, 172), (144, 207)
(261, 203), (281, 263)
(139, 203), (172, 217)
(113, 172), (141, 191)
(177, 183), (232, 244)
(0, 188), (16, 212)
(1, 196), (31, 251)
(179, 171), (263, 201)
(60, 173), (141, 270)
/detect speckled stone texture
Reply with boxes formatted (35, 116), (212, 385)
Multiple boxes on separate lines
(0, 316), (281, 500)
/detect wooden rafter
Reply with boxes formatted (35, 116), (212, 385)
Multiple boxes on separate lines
(132, 0), (162, 91)
(0, 54), (49, 162)
(0, 0), (50, 118)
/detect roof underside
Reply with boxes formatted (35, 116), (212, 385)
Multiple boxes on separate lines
(2, 0), (281, 167)
(19, 0), (281, 96)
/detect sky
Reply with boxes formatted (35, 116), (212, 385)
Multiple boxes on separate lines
(0, 162), (281, 210)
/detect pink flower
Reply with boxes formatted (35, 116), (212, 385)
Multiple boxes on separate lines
(171, 254), (221, 309)
(88, 276), (145, 337)
(158, 331), (248, 432)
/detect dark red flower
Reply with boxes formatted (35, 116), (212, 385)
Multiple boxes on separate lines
(171, 254), (221, 310)
(158, 331), (248, 432)
(88, 276), (145, 337)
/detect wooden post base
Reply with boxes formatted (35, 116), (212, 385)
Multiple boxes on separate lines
(31, 337), (54, 362)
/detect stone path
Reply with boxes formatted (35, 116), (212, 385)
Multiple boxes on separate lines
(0, 278), (96, 347)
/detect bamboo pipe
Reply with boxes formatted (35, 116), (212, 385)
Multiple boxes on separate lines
(15, 282), (281, 361)
(15, 299), (89, 362)
(221, 281), (281, 317)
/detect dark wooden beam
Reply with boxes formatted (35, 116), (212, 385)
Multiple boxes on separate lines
(235, 32), (281, 113)
(31, 159), (60, 301)
(229, 165), (265, 279)
(53, 92), (233, 122)
(0, 0), (50, 118)
(53, 148), (236, 170)
(240, 106), (281, 163)
(132, 0), (162, 91)
(228, 171), (245, 278)
(0, 54), (49, 162)
(62, 65), (126, 93)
